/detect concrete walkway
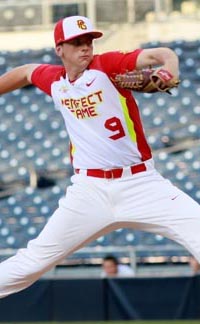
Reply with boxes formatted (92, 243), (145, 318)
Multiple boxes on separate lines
(0, 18), (200, 53)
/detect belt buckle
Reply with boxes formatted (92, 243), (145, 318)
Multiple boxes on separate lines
(104, 169), (113, 179)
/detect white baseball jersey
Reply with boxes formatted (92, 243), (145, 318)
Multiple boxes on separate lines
(31, 50), (152, 169)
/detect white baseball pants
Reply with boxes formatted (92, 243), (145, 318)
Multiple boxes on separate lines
(1, 159), (200, 298)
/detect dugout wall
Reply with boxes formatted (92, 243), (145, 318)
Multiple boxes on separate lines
(0, 275), (200, 321)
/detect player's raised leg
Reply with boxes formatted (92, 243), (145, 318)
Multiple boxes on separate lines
(115, 169), (200, 261)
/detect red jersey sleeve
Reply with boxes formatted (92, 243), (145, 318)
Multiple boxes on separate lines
(90, 49), (143, 75)
(31, 64), (66, 96)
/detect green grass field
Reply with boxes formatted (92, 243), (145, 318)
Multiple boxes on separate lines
(2, 321), (200, 324)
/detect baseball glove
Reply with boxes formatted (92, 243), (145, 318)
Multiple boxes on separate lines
(111, 68), (180, 94)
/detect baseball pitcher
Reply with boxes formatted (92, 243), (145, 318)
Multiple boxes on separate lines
(0, 16), (199, 298)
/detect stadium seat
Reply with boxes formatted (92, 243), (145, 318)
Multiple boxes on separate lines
(0, 41), (200, 261)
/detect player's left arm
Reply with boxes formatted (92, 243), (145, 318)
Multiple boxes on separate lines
(135, 47), (179, 78)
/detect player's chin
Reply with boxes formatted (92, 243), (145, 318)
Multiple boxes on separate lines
(80, 55), (93, 65)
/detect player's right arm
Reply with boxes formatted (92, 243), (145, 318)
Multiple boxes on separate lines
(0, 64), (40, 95)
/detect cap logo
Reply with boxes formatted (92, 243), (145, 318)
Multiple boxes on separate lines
(77, 19), (87, 30)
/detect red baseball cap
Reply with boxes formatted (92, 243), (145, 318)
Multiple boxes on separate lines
(54, 15), (103, 46)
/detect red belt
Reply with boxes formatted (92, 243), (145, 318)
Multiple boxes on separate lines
(75, 162), (147, 179)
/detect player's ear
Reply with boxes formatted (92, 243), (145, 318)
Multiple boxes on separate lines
(55, 45), (63, 57)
